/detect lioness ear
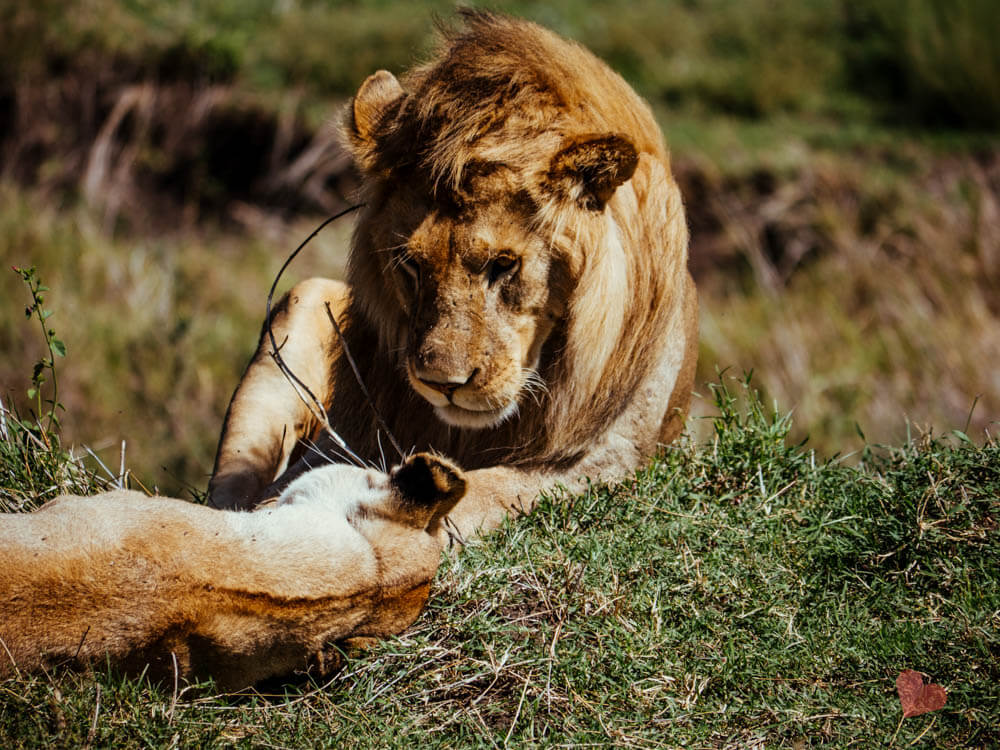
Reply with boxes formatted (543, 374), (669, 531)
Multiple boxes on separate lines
(390, 453), (467, 532)
(345, 70), (405, 170)
(545, 134), (639, 211)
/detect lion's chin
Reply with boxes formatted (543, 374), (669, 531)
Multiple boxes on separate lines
(433, 401), (518, 430)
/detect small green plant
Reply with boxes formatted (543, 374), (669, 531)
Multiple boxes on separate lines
(1, 268), (99, 510)
(12, 265), (66, 440)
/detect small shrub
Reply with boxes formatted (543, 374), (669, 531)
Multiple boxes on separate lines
(1, 267), (105, 510)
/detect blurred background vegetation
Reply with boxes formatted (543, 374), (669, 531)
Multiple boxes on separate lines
(1, 0), (998, 495)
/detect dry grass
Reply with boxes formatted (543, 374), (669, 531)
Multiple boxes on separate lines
(689, 148), (1000, 456)
(0, 185), (353, 496)
(2, 138), (999, 492)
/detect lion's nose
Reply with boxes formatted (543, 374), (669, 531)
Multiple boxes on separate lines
(415, 369), (478, 397)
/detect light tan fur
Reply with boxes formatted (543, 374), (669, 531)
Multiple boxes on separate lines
(0, 454), (465, 690)
(209, 11), (698, 541)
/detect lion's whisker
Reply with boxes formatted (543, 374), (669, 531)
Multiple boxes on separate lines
(301, 436), (366, 470)
(376, 431), (388, 473)
(518, 368), (549, 408)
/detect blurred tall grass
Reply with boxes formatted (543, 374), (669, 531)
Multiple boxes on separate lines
(1, 0), (998, 492)
(692, 150), (1000, 452)
(3, 0), (999, 126)
(844, 0), (1000, 128)
(0, 187), (353, 494)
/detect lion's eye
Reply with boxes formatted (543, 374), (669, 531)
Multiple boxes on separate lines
(486, 254), (519, 286)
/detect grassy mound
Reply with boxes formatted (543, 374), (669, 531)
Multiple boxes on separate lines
(1, 377), (996, 747)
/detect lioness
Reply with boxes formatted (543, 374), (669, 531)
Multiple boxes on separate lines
(210, 11), (698, 540)
(0, 453), (465, 690)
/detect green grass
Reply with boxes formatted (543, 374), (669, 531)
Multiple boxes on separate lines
(1, 377), (997, 747)
(0, 403), (102, 513)
(843, 0), (1000, 128)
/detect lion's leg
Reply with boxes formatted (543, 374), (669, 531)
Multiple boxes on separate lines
(659, 272), (699, 445)
(440, 286), (698, 544)
(437, 460), (602, 545)
(437, 422), (650, 544)
(435, 466), (546, 543)
(208, 278), (349, 509)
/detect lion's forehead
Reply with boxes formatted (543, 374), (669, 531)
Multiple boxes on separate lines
(407, 204), (542, 266)
(376, 146), (542, 223)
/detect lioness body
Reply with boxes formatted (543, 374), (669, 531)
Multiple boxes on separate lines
(0, 455), (464, 690)
(210, 12), (698, 539)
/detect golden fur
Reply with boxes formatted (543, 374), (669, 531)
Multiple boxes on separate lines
(0, 454), (465, 690)
(209, 11), (698, 539)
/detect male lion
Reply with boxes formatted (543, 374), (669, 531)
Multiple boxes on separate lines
(209, 11), (698, 540)
(0, 454), (465, 690)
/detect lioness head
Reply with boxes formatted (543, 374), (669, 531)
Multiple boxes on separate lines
(278, 452), (466, 536)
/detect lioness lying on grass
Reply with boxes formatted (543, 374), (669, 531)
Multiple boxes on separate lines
(0, 453), (465, 690)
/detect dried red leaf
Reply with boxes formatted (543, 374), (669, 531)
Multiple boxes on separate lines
(896, 669), (947, 718)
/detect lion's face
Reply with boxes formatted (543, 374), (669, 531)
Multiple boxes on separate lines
(368, 179), (563, 428)
(344, 49), (641, 431)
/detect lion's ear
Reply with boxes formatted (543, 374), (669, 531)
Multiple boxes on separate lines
(390, 453), (467, 532)
(345, 70), (405, 170)
(545, 134), (639, 211)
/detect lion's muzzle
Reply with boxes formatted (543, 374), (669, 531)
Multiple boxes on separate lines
(407, 360), (520, 429)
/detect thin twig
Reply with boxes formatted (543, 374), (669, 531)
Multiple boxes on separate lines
(19, 423), (48, 451)
(264, 204), (367, 466)
(73, 625), (91, 661)
(118, 440), (126, 490)
(888, 714), (904, 747)
(82, 445), (117, 483)
(908, 716), (936, 746)
(504, 669), (532, 746)
(267, 338), (341, 455)
(441, 515), (468, 548)
(0, 635), (21, 679)
(323, 301), (403, 459)
(168, 651), (179, 726)
(265, 207), (360, 417)
(84, 684), (101, 749)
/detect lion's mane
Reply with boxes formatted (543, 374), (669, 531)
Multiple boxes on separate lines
(341, 10), (690, 465)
